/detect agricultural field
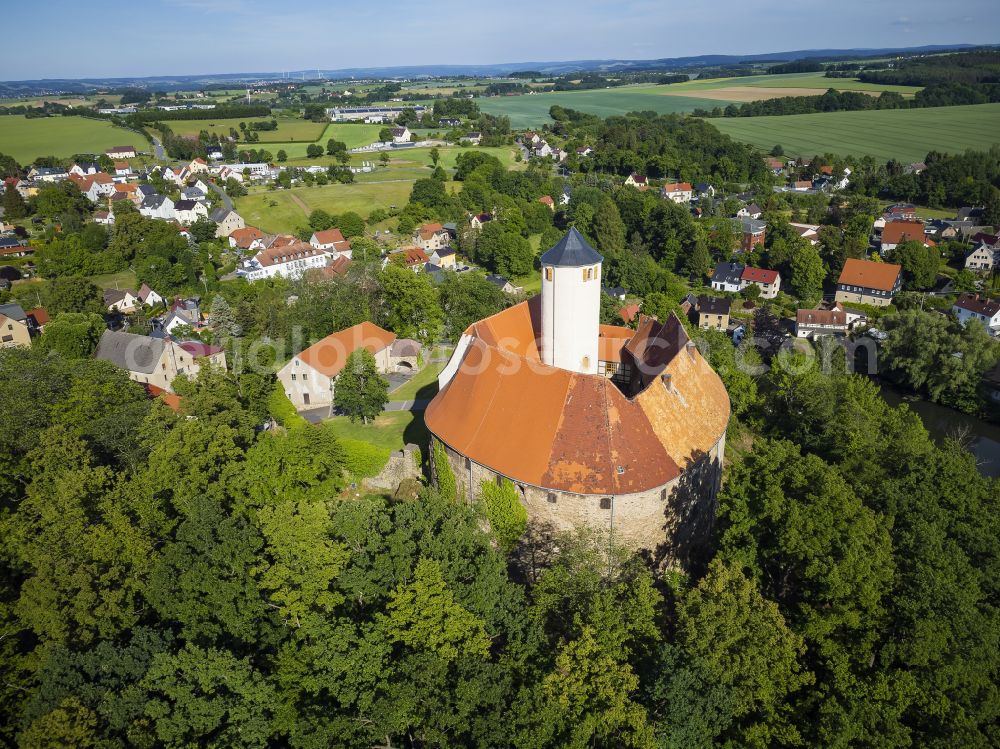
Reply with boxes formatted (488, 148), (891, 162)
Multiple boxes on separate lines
(165, 116), (328, 143)
(477, 72), (923, 128)
(0, 115), (148, 163)
(710, 102), (1000, 163)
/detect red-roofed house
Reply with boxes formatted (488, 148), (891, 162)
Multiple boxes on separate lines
(276, 321), (401, 409)
(740, 266), (781, 299)
(229, 226), (265, 250)
(309, 227), (352, 256)
(619, 303), (640, 324)
(880, 221), (928, 252)
(243, 242), (335, 282)
(538, 195), (555, 211)
(413, 223), (449, 252)
(660, 182), (693, 203)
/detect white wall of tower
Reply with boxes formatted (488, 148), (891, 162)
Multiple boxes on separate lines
(540, 261), (601, 374)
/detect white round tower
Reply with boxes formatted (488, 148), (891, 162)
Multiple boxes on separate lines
(540, 227), (602, 375)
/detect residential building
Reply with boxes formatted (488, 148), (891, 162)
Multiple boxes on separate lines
(624, 173), (648, 190)
(461, 132), (482, 145)
(104, 288), (140, 313)
(692, 295), (731, 330)
(795, 302), (865, 338)
(732, 217), (766, 252)
(243, 243), (334, 281)
(880, 220), (927, 252)
(485, 274), (518, 294)
(0, 303), (31, 347)
(660, 182), (693, 203)
(693, 182), (715, 198)
(26, 307), (49, 334)
(106, 146), (137, 159)
(139, 194), (175, 220)
(210, 207), (245, 238)
(414, 222), (450, 252)
(137, 284), (164, 307)
(173, 199), (208, 225)
(965, 242), (998, 272)
(276, 321), (402, 409)
(790, 222), (821, 245)
(538, 195), (555, 211)
(309, 228), (352, 256)
(741, 266), (781, 299)
(390, 126), (411, 143)
(469, 213), (492, 230)
(114, 161), (132, 177)
(94, 330), (224, 392)
(69, 162), (100, 177)
(953, 293), (1000, 333)
(429, 247), (456, 268)
(736, 202), (763, 220)
(835, 258), (902, 307)
(711, 262), (745, 293)
(326, 105), (426, 122)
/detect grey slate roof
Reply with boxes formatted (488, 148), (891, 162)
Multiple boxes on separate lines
(712, 262), (745, 286)
(94, 330), (165, 374)
(0, 302), (27, 322)
(210, 207), (231, 222)
(697, 295), (731, 316)
(174, 199), (197, 211)
(141, 194), (166, 209)
(540, 227), (603, 268)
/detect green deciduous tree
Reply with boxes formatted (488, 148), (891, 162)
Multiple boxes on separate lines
(333, 348), (389, 424)
(479, 478), (527, 552)
(380, 263), (444, 343)
(37, 313), (105, 359)
(789, 242), (826, 304)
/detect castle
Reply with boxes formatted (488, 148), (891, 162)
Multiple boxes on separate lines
(424, 228), (730, 559)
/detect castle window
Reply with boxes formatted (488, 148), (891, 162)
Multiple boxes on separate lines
(465, 457), (471, 470)
(544, 267), (552, 281)
(599, 497), (612, 510)
(661, 488), (667, 501)
(547, 493), (557, 504)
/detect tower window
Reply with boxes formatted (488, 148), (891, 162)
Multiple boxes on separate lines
(544, 267), (553, 281)
(583, 267), (594, 281)
(547, 493), (557, 504)
(599, 497), (612, 510)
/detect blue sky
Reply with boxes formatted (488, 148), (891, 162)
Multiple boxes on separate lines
(5, 0), (999, 80)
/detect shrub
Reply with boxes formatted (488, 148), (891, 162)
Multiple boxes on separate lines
(433, 440), (459, 502)
(479, 478), (527, 552)
(340, 438), (391, 478)
(267, 384), (308, 429)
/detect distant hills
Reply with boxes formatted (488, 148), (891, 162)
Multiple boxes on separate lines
(0, 44), (987, 96)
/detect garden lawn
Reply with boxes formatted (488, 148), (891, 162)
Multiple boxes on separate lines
(322, 410), (428, 453)
(0, 115), (148, 163)
(390, 356), (450, 401)
(710, 103), (1000, 163)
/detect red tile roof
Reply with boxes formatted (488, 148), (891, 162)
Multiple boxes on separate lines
(838, 258), (901, 292)
(229, 226), (264, 248)
(312, 228), (346, 245)
(740, 266), (779, 285)
(662, 182), (693, 193)
(618, 303), (640, 323)
(178, 341), (224, 357)
(881, 220), (925, 246)
(296, 322), (396, 378)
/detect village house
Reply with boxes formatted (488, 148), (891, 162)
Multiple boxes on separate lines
(538, 195), (555, 211)
(94, 210), (114, 225)
(835, 258), (902, 307)
(792, 179), (812, 191)
(790, 222), (821, 245)
(741, 266), (781, 299)
(965, 242), (999, 272)
(114, 161), (133, 177)
(0, 303), (31, 348)
(485, 274), (518, 294)
(243, 243), (334, 282)
(575, 146), (593, 157)
(660, 182), (693, 203)
(880, 220), (928, 253)
(95, 330), (225, 392)
(414, 222), (450, 252)
(952, 293), (1000, 334)
(187, 157), (210, 173)
(309, 228), (352, 256)
(229, 226), (265, 250)
(26, 307), (49, 334)
(461, 132), (482, 145)
(139, 194), (175, 220)
(691, 295), (731, 330)
(736, 202), (763, 220)
(137, 283), (164, 307)
(732, 217), (766, 252)
(693, 182), (715, 198)
(28, 167), (69, 183)
(624, 173), (648, 190)
(173, 199), (208, 225)
(69, 162), (100, 177)
(106, 145), (137, 159)
(429, 246), (457, 268)
(276, 321), (414, 409)
(469, 212), (492, 231)
(181, 186), (206, 202)
(390, 126), (411, 144)
(104, 288), (140, 313)
(210, 207), (245, 238)
(73, 173), (116, 202)
(795, 302), (866, 338)
(710, 262), (745, 293)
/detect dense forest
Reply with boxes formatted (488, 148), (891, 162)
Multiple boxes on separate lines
(1, 321), (997, 747)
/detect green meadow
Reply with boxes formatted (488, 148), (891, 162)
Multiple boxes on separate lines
(0, 115), (148, 163)
(165, 116), (328, 143)
(710, 103), (1000, 163)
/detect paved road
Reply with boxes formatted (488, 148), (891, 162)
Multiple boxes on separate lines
(207, 180), (234, 212)
(150, 135), (166, 160)
(299, 399), (430, 424)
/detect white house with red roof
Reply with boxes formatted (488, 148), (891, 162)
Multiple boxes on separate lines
(243, 242), (336, 282)
(309, 228), (353, 256)
(660, 182), (693, 203)
(413, 223), (450, 252)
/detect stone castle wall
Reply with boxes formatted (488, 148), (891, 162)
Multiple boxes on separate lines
(431, 433), (725, 566)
